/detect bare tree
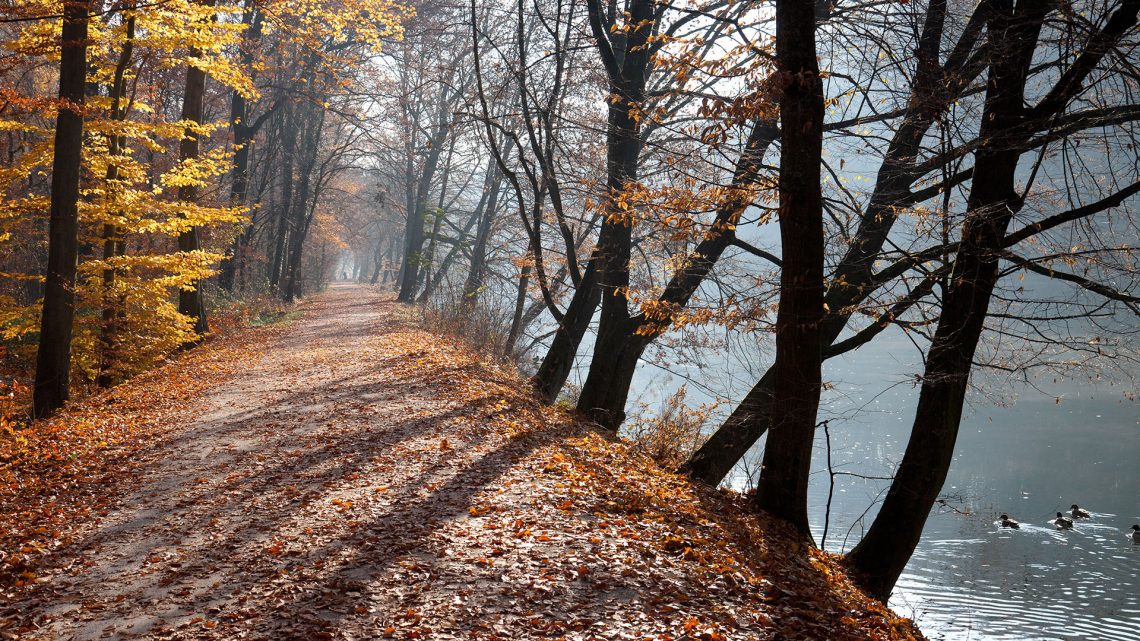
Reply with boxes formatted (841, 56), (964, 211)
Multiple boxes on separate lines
(847, 0), (1140, 601)
(750, 0), (826, 536)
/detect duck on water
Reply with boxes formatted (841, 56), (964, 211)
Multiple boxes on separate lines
(1054, 512), (1074, 529)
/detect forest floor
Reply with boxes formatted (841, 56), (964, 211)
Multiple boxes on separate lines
(1, 284), (923, 641)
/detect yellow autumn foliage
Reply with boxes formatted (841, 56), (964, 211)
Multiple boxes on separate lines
(0, 0), (412, 381)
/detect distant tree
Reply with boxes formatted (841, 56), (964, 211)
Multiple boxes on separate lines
(390, 12), (470, 303)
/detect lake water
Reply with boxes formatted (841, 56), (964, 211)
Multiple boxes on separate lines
(609, 327), (1140, 640)
(812, 393), (1139, 641)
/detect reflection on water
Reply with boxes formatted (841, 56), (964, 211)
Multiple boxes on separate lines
(630, 329), (1139, 640)
(892, 513), (1139, 640)
(620, 372), (1138, 639)
(804, 377), (1140, 639)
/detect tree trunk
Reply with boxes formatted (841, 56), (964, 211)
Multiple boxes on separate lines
(847, 0), (1140, 600)
(176, 0), (215, 339)
(369, 237), (385, 284)
(681, 368), (777, 483)
(461, 163), (503, 308)
(576, 119), (778, 430)
(218, 1), (262, 292)
(96, 220), (123, 389)
(416, 208), (444, 302)
(268, 107), (296, 291)
(396, 188), (427, 301)
(397, 90), (452, 302)
(381, 234), (397, 284)
(750, 0), (826, 536)
(573, 0), (654, 429)
(283, 106), (324, 302)
(418, 142), (460, 302)
(504, 251), (534, 359)
(684, 0), (967, 486)
(33, 0), (91, 418)
(97, 13), (136, 388)
(530, 260), (600, 402)
(574, 311), (640, 426)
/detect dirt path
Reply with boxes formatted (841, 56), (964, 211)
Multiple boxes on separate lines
(5, 284), (922, 641)
(6, 285), (484, 639)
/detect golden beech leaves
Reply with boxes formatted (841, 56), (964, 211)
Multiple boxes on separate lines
(0, 0), (264, 371)
(263, 0), (410, 52)
(0, 0), (412, 378)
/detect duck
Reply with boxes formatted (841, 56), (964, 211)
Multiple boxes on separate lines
(1131, 525), (1140, 544)
(1070, 504), (1091, 518)
(999, 514), (1020, 529)
(1054, 512), (1074, 529)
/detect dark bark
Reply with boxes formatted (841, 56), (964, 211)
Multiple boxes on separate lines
(176, 0), (216, 339)
(750, 0), (826, 535)
(96, 225), (125, 389)
(97, 13), (136, 388)
(847, 0), (1140, 601)
(576, 119), (778, 429)
(33, 0), (91, 418)
(680, 368), (777, 483)
(530, 260), (600, 402)
(573, 0), (655, 429)
(218, 2), (264, 292)
(685, 0), (974, 486)
(282, 106), (325, 302)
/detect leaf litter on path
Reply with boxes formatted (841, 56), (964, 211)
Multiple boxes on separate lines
(1, 284), (924, 641)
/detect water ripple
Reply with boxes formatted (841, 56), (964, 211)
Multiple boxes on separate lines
(889, 515), (1140, 640)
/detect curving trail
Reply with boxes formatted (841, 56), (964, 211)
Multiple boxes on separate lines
(4, 284), (922, 641)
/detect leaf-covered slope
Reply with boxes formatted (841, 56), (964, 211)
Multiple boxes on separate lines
(2, 285), (923, 640)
